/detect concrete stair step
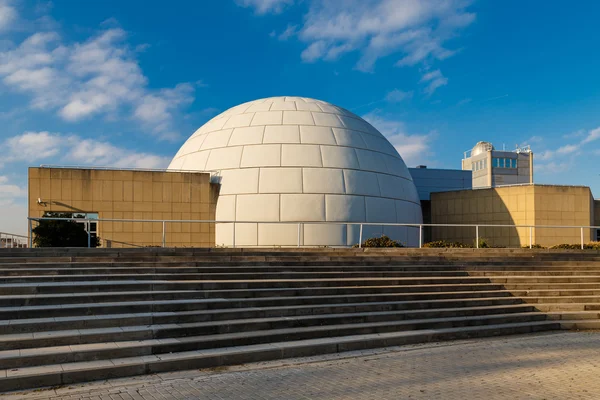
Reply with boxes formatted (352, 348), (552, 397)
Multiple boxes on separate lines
(0, 272), (477, 282)
(470, 270), (600, 276)
(0, 303), (536, 334)
(0, 320), (560, 392)
(534, 303), (600, 311)
(489, 276), (600, 283)
(544, 311), (600, 320)
(6, 271), (600, 281)
(4, 257), (600, 266)
(0, 296), (527, 320)
(0, 288), (513, 307)
(559, 320), (600, 329)
(520, 295), (600, 303)
(507, 289), (600, 296)
(0, 306), (543, 370)
(502, 283), (600, 290)
(6, 262), (600, 271)
(0, 281), (505, 296)
(0, 311), (547, 351)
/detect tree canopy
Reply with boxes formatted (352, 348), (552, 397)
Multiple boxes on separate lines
(32, 212), (99, 247)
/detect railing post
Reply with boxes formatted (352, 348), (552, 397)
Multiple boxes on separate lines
(87, 221), (91, 248)
(475, 225), (479, 249)
(162, 221), (166, 248)
(28, 219), (33, 248)
(419, 225), (423, 248)
(581, 227), (584, 250)
(358, 224), (363, 248)
(232, 222), (236, 248)
(529, 226), (532, 249)
(297, 223), (301, 247)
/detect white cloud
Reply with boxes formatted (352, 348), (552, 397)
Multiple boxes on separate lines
(535, 161), (572, 174)
(536, 126), (600, 162)
(0, 0), (17, 31)
(0, 173), (27, 235)
(363, 112), (434, 166)
(385, 89), (413, 102)
(0, 130), (171, 235)
(3, 131), (171, 169)
(5, 131), (62, 161)
(0, 175), (24, 198)
(301, 40), (328, 62)
(236, 0), (294, 14)
(555, 144), (579, 155)
(275, 24), (297, 41)
(297, 0), (474, 72)
(420, 69), (448, 95)
(0, 25), (196, 140)
(582, 127), (600, 144)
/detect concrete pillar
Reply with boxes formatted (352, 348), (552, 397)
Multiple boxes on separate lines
(487, 151), (493, 187)
(529, 152), (534, 183)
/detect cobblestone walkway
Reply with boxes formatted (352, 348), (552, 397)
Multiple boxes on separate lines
(7, 331), (600, 400)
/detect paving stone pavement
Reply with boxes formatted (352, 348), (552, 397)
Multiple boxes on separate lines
(6, 331), (600, 400)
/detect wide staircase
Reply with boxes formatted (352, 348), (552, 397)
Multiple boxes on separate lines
(0, 248), (599, 392)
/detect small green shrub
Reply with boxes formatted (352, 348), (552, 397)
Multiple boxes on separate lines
(521, 244), (546, 249)
(476, 237), (490, 248)
(549, 242), (600, 250)
(550, 243), (581, 249)
(422, 240), (473, 248)
(353, 235), (404, 248)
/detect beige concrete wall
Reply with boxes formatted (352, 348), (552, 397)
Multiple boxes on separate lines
(431, 185), (593, 248)
(28, 168), (218, 248)
(533, 186), (593, 246)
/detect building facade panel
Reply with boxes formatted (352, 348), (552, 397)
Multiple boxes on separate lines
(430, 185), (594, 248)
(28, 167), (218, 248)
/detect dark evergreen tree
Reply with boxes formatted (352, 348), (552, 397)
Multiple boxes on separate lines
(32, 212), (99, 247)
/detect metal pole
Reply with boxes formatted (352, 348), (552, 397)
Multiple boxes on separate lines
(87, 221), (91, 248)
(358, 224), (363, 248)
(475, 225), (479, 249)
(529, 226), (532, 249)
(28, 219), (33, 248)
(581, 227), (584, 250)
(11, 235), (14, 248)
(232, 222), (236, 248)
(419, 225), (423, 248)
(162, 221), (166, 248)
(297, 223), (301, 247)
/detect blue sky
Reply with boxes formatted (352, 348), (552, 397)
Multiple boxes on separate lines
(1, 0), (600, 234)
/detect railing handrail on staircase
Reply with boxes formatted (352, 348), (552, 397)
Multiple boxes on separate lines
(27, 217), (600, 250)
(0, 231), (29, 248)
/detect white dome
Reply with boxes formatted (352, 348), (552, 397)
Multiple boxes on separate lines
(168, 96), (422, 247)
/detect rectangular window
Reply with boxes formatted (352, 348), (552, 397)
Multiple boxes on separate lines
(493, 158), (499, 168)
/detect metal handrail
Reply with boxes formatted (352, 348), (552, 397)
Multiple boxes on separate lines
(37, 165), (220, 174)
(27, 217), (600, 250)
(0, 231), (29, 248)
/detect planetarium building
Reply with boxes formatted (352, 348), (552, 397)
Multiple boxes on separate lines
(167, 96), (422, 247)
